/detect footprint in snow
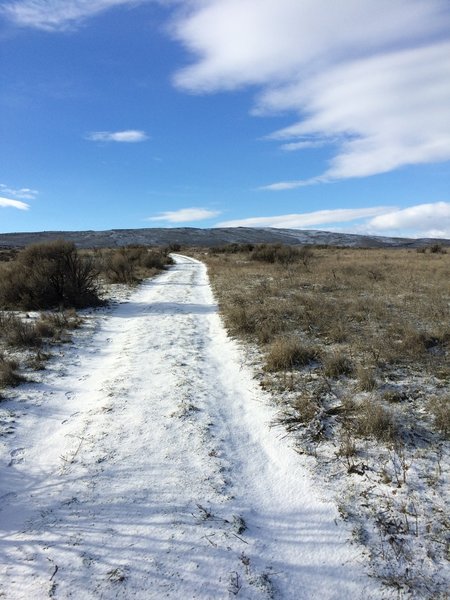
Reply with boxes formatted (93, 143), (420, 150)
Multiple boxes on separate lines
(8, 447), (25, 466)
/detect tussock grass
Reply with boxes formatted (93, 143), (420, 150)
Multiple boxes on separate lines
(204, 246), (450, 444)
(354, 399), (398, 443)
(265, 337), (317, 371)
(322, 351), (354, 379)
(428, 396), (450, 438)
(211, 260), (449, 382)
(356, 365), (377, 392)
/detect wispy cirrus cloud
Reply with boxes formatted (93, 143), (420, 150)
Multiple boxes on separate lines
(0, 183), (38, 200)
(217, 202), (450, 239)
(86, 130), (149, 143)
(172, 0), (450, 186)
(147, 207), (221, 223)
(1, 0), (149, 31)
(217, 206), (392, 229)
(0, 196), (30, 210)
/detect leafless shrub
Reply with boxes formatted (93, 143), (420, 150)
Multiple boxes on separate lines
(429, 243), (446, 254)
(33, 311), (81, 341)
(251, 244), (314, 267)
(26, 350), (50, 371)
(0, 240), (101, 309)
(97, 246), (172, 284)
(337, 431), (358, 459)
(0, 354), (23, 389)
(0, 313), (42, 348)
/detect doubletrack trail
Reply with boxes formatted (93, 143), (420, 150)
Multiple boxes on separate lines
(0, 255), (381, 599)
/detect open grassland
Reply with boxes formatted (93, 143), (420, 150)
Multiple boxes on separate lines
(203, 244), (450, 598)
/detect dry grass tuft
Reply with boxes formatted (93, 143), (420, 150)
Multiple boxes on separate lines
(322, 351), (354, 379)
(356, 365), (377, 392)
(354, 399), (398, 442)
(428, 396), (449, 438)
(265, 337), (317, 371)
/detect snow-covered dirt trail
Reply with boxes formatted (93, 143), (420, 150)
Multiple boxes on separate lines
(0, 256), (381, 599)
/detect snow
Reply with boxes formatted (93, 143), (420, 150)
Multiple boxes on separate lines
(0, 255), (383, 599)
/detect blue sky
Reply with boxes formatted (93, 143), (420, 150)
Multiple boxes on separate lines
(1, 0), (449, 238)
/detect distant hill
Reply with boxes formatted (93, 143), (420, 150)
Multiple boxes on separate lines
(0, 227), (448, 249)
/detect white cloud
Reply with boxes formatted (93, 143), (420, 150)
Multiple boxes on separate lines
(86, 130), (149, 143)
(217, 202), (450, 239)
(0, 196), (30, 210)
(148, 207), (221, 223)
(2, 0), (149, 31)
(280, 140), (331, 152)
(172, 0), (450, 184)
(260, 177), (323, 191)
(217, 206), (392, 229)
(0, 183), (38, 200)
(368, 202), (450, 235)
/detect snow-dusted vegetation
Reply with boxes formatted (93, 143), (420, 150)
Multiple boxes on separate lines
(0, 254), (384, 598)
(204, 244), (449, 598)
(0, 243), (448, 598)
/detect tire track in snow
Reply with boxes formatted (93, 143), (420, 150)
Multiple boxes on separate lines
(0, 255), (382, 599)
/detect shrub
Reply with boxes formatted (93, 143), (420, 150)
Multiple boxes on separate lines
(265, 337), (317, 371)
(0, 354), (23, 388)
(429, 243), (446, 254)
(0, 313), (42, 347)
(251, 244), (313, 267)
(97, 246), (172, 284)
(0, 240), (101, 309)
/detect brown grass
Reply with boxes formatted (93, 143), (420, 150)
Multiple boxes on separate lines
(203, 245), (450, 442)
(265, 337), (318, 371)
(354, 399), (398, 442)
(322, 351), (354, 378)
(428, 396), (450, 438)
(200, 243), (449, 597)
